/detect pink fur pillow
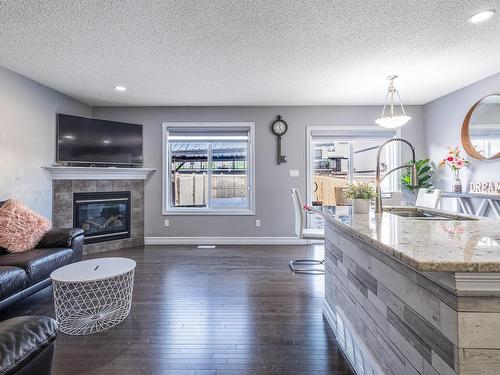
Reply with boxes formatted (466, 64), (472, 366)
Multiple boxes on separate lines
(0, 199), (51, 253)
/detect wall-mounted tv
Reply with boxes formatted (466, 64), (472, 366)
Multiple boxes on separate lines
(57, 114), (143, 166)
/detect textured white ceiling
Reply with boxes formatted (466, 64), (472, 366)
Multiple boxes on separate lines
(1, 0), (500, 106)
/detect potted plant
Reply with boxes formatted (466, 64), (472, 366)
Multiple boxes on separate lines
(345, 182), (376, 214)
(439, 146), (469, 193)
(401, 158), (433, 194)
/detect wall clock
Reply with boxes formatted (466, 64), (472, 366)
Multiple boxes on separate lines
(271, 115), (288, 164)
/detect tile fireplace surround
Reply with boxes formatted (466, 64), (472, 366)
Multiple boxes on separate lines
(52, 179), (145, 255)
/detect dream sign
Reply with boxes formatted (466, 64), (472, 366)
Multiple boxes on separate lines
(469, 181), (500, 195)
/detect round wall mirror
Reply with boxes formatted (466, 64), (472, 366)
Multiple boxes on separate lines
(462, 94), (500, 160)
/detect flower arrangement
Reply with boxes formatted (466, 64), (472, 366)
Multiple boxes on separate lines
(344, 182), (376, 200)
(439, 146), (469, 193)
(439, 146), (469, 171)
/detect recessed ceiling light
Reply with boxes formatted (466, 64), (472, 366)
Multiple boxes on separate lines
(468, 10), (496, 24)
(114, 85), (127, 92)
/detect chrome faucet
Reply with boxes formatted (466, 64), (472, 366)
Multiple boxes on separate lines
(375, 138), (418, 213)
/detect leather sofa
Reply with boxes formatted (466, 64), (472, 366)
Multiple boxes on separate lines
(0, 315), (59, 375)
(0, 228), (84, 311)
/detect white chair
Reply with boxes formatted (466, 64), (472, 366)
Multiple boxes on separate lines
(290, 188), (325, 274)
(415, 189), (442, 209)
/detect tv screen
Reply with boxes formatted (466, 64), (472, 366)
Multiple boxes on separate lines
(57, 114), (143, 165)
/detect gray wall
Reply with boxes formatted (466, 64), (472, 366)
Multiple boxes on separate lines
(4, 61), (499, 236)
(424, 72), (500, 191)
(93, 106), (424, 238)
(0, 66), (91, 218)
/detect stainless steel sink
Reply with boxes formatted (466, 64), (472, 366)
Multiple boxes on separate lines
(387, 210), (477, 221)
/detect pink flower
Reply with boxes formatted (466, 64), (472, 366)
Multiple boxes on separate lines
(441, 146), (468, 172)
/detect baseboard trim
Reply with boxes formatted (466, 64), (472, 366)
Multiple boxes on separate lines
(144, 236), (314, 245)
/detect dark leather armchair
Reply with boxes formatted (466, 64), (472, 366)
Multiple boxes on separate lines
(0, 316), (59, 375)
(0, 228), (84, 311)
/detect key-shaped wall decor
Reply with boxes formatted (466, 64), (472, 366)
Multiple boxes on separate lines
(271, 115), (288, 164)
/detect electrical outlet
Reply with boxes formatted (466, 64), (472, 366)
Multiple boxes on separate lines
(164, 219), (170, 227)
(255, 219), (261, 227)
(289, 169), (300, 177)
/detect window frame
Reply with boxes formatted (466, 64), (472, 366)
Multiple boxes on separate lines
(162, 122), (255, 216)
(306, 125), (402, 227)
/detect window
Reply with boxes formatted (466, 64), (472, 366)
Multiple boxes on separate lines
(308, 127), (400, 203)
(163, 122), (255, 215)
(307, 126), (400, 228)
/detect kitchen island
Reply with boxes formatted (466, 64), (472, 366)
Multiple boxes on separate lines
(318, 206), (500, 375)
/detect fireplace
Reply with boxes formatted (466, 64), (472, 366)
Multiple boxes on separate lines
(73, 191), (131, 244)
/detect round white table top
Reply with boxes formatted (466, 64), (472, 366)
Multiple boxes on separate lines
(50, 257), (136, 283)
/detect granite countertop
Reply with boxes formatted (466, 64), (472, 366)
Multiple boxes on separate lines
(315, 206), (500, 272)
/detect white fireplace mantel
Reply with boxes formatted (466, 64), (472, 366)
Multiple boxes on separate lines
(42, 166), (156, 180)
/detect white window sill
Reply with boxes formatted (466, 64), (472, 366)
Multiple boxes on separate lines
(163, 209), (255, 216)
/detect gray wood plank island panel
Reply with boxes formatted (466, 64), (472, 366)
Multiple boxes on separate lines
(319, 206), (500, 375)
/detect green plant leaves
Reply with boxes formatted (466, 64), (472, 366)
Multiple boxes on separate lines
(401, 158), (433, 193)
(345, 182), (376, 200)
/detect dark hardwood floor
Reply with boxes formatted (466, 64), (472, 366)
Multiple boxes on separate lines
(0, 244), (354, 375)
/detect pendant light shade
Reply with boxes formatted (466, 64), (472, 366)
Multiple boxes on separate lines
(375, 75), (412, 129)
(375, 114), (412, 128)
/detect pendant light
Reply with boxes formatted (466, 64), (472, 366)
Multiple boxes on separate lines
(375, 75), (411, 128)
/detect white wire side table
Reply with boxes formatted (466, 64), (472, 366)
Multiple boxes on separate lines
(50, 257), (136, 335)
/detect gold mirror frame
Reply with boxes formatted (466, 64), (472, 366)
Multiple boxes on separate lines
(461, 94), (500, 160)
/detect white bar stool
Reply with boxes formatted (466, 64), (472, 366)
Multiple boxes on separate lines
(416, 189), (442, 209)
(289, 188), (325, 274)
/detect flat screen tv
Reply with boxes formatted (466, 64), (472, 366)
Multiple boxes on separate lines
(57, 114), (143, 166)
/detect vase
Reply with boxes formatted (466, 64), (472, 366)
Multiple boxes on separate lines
(352, 199), (370, 214)
(452, 169), (462, 193)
